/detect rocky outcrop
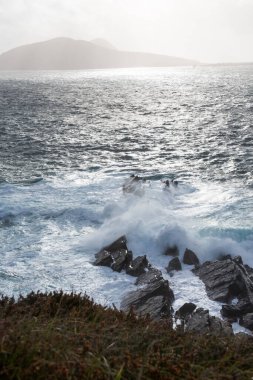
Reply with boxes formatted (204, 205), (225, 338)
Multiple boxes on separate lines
(175, 302), (196, 319)
(166, 257), (182, 273)
(126, 255), (149, 277)
(94, 237), (150, 275)
(193, 256), (253, 330)
(94, 236), (133, 272)
(239, 313), (253, 330)
(94, 237), (251, 335)
(183, 248), (200, 266)
(121, 278), (174, 320)
(221, 302), (253, 322)
(245, 265), (253, 282)
(135, 268), (163, 286)
(193, 256), (253, 304)
(98, 235), (128, 253)
(185, 308), (233, 336)
(94, 237), (174, 321)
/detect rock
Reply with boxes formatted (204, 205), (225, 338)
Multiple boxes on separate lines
(175, 302), (196, 319)
(135, 268), (163, 286)
(221, 302), (253, 321)
(94, 250), (113, 267)
(126, 255), (149, 277)
(185, 308), (233, 336)
(239, 313), (253, 331)
(132, 296), (169, 320)
(94, 236), (133, 272)
(183, 248), (200, 266)
(217, 253), (232, 261)
(122, 176), (145, 196)
(121, 278), (174, 320)
(193, 256), (253, 303)
(245, 264), (253, 282)
(166, 257), (182, 273)
(164, 245), (179, 257)
(111, 249), (133, 272)
(99, 235), (128, 253)
(234, 256), (243, 265)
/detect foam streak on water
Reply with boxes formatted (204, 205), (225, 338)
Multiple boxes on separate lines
(0, 67), (253, 332)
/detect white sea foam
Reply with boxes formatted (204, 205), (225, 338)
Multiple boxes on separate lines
(78, 176), (253, 333)
(1, 66), (253, 335)
(0, 172), (253, 334)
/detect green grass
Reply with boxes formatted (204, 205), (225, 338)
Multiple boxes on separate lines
(0, 291), (253, 379)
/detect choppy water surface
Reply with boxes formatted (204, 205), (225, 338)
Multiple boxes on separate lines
(0, 67), (253, 330)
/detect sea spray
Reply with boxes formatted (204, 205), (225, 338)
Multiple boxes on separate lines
(0, 67), (253, 334)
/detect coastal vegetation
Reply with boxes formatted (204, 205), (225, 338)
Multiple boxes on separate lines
(0, 291), (253, 380)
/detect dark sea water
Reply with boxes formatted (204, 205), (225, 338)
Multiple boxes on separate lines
(0, 66), (253, 329)
(1, 67), (253, 184)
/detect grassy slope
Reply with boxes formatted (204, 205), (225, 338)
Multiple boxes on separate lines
(0, 292), (253, 380)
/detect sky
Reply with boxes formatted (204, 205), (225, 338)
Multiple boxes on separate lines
(0, 0), (253, 63)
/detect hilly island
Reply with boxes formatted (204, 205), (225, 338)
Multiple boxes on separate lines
(0, 37), (198, 70)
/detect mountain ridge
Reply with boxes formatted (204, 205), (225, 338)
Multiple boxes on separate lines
(0, 37), (199, 70)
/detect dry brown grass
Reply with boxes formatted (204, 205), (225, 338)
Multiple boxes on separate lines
(0, 291), (253, 379)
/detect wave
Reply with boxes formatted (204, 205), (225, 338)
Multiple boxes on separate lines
(84, 179), (253, 268)
(12, 177), (44, 186)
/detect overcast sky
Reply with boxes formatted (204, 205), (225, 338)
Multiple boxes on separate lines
(0, 0), (253, 63)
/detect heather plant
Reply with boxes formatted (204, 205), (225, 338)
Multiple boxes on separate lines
(0, 292), (253, 379)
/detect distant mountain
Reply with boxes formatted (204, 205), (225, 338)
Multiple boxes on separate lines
(90, 38), (117, 50)
(0, 37), (198, 70)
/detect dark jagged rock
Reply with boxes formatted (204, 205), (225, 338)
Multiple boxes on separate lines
(245, 264), (253, 282)
(121, 279), (174, 320)
(193, 256), (253, 304)
(185, 308), (233, 336)
(126, 255), (149, 277)
(234, 256), (243, 265)
(183, 248), (200, 266)
(239, 313), (253, 331)
(166, 257), (182, 273)
(175, 302), (196, 319)
(221, 302), (253, 321)
(94, 236), (132, 272)
(217, 253), (232, 261)
(94, 250), (113, 267)
(135, 268), (163, 286)
(99, 235), (128, 253)
(164, 245), (179, 257)
(111, 249), (133, 272)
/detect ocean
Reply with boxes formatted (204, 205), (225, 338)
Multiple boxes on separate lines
(0, 66), (253, 331)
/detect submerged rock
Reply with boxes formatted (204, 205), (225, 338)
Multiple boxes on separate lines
(121, 278), (174, 320)
(185, 308), (233, 336)
(166, 257), (182, 273)
(122, 176), (145, 196)
(183, 248), (200, 266)
(164, 245), (179, 257)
